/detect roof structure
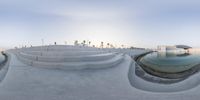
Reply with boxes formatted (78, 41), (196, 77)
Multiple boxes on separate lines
(175, 45), (192, 49)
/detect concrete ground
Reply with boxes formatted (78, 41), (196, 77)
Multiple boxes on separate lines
(0, 52), (199, 100)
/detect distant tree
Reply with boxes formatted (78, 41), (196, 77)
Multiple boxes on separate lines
(121, 45), (124, 48)
(130, 46), (134, 49)
(64, 41), (67, 45)
(74, 40), (78, 46)
(110, 44), (114, 48)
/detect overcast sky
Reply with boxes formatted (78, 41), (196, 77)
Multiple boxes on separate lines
(0, 0), (200, 49)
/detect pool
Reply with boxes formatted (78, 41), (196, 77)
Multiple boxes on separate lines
(135, 51), (200, 79)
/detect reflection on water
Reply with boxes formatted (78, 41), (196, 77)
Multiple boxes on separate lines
(157, 52), (190, 58)
(139, 51), (200, 73)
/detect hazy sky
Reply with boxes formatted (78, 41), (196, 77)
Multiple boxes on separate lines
(1, 0), (200, 48)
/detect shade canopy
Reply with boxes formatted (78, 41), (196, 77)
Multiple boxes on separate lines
(176, 45), (192, 49)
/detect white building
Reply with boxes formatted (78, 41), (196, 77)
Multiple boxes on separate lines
(157, 45), (191, 53)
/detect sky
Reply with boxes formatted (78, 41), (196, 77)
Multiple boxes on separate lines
(0, 0), (200, 49)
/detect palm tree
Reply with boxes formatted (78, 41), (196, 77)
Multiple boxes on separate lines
(82, 40), (86, 46)
(88, 41), (91, 46)
(107, 43), (110, 48)
(100, 42), (104, 48)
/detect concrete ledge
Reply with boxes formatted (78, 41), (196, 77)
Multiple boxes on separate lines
(19, 52), (117, 62)
(17, 53), (124, 70)
(22, 51), (110, 56)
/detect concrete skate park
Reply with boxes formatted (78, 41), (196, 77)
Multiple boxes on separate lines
(0, 45), (200, 100)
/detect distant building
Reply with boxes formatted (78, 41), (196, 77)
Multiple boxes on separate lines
(157, 45), (191, 52)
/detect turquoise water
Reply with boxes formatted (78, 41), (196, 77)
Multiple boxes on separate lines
(139, 52), (200, 73)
